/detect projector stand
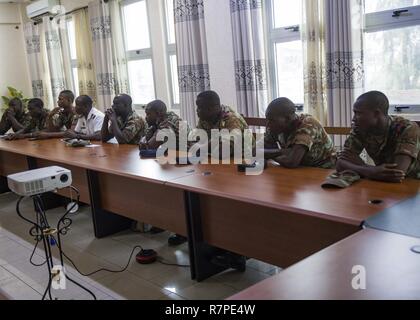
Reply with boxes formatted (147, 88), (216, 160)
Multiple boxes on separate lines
(16, 191), (96, 300)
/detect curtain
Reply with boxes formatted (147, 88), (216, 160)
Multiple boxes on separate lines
(23, 22), (50, 104)
(230, 0), (268, 118)
(109, 0), (129, 95)
(325, 0), (364, 129)
(302, 0), (328, 125)
(174, 0), (211, 126)
(302, 0), (364, 148)
(74, 9), (97, 102)
(43, 16), (73, 105)
(89, 0), (129, 111)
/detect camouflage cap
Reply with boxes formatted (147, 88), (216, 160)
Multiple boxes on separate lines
(322, 170), (361, 189)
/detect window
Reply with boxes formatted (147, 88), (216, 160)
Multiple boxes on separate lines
(164, 0), (180, 107)
(265, 0), (304, 106)
(121, 0), (156, 106)
(66, 18), (79, 97)
(364, 0), (420, 107)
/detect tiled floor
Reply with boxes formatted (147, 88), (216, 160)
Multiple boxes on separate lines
(0, 193), (281, 300)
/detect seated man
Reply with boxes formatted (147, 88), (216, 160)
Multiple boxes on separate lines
(139, 99), (183, 150)
(139, 99), (188, 246)
(195, 90), (249, 157)
(337, 91), (420, 182)
(0, 98), (31, 135)
(264, 97), (335, 169)
(32, 90), (77, 140)
(194, 91), (249, 271)
(64, 95), (104, 141)
(5, 98), (48, 140)
(101, 94), (146, 145)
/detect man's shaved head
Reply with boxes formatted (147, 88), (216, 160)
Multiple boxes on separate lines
(354, 91), (389, 115)
(115, 94), (132, 107)
(146, 100), (167, 114)
(112, 94), (133, 117)
(145, 100), (168, 126)
(266, 97), (296, 118)
(265, 97), (297, 135)
(352, 91), (390, 134)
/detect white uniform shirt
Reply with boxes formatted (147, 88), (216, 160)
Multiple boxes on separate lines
(74, 107), (104, 136)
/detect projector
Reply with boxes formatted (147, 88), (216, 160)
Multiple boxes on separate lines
(7, 166), (72, 197)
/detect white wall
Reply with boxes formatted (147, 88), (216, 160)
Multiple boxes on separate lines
(0, 4), (31, 102)
(204, 0), (238, 110)
(60, 0), (90, 13)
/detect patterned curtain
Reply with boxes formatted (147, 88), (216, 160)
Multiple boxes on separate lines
(89, 0), (129, 111)
(174, 0), (211, 126)
(302, 0), (327, 125)
(325, 0), (364, 129)
(43, 16), (73, 105)
(74, 9), (97, 102)
(230, 0), (268, 118)
(302, 0), (364, 147)
(109, 0), (129, 95)
(23, 22), (49, 104)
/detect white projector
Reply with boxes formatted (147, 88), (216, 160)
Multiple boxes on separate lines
(7, 166), (72, 197)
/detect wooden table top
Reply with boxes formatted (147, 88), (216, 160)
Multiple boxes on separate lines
(228, 228), (420, 300)
(167, 162), (420, 225)
(1, 139), (419, 226)
(0, 139), (197, 184)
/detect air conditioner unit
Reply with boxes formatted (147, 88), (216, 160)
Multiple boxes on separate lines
(26, 0), (60, 20)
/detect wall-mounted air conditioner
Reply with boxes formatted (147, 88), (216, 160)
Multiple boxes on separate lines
(26, 0), (60, 20)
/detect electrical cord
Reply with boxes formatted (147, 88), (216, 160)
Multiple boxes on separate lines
(156, 258), (190, 268)
(17, 187), (96, 300)
(18, 187), (190, 300)
(54, 240), (145, 277)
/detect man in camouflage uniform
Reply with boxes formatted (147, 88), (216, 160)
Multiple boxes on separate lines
(139, 99), (185, 150)
(0, 98), (31, 135)
(139, 99), (189, 246)
(31, 90), (77, 140)
(5, 98), (48, 140)
(195, 90), (249, 157)
(264, 97), (335, 169)
(101, 94), (146, 145)
(337, 91), (420, 182)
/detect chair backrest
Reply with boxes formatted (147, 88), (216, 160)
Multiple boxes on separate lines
(324, 127), (351, 135)
(244, 117), (352, 136)
(243, 117), (266, 127)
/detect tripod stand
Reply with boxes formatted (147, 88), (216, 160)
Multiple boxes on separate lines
(15, 186), (96, 300)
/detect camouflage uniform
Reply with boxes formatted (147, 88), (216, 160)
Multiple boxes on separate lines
(110, 111), (147, 145)
(196, 105), (250, 156)
(0, 110), (31, 135)
(265, 113), (336, 168)
(23, 111), (48, 134)
(46, 108), (77, 131)
(342, 116), (420, 179)
(145, 111), (185, 143)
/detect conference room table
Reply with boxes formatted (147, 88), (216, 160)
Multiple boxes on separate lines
(1, 139), (419, 282)
(228, 228), (420, 300)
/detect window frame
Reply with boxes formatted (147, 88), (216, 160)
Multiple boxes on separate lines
(66, 16), (79, 97)
(264, 0), (304, 109)
(364, 3), (420, 109)
(163, 0), (180, 109)
(121, 0), (157, 108)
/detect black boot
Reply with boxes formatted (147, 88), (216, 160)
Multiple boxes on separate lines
(211, 252), (246, 272)
(168, 234), (187, 246)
